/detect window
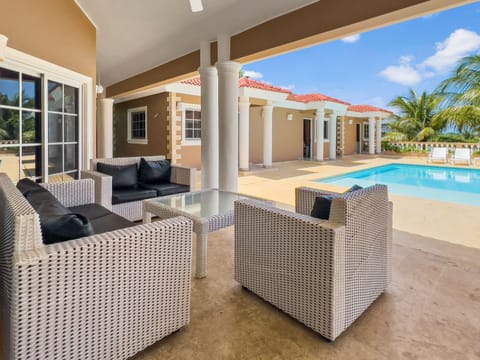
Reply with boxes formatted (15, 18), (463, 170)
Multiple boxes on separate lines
(183, 105), (201, 143)
(127, 106), (147, 144)
(324, 120), (329, 140)
(363, 122), (369, 140)
(0, 67), (82, 183)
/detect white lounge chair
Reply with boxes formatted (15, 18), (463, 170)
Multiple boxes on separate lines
(451, 148), (471, 166)
(427, 147), (448, 164)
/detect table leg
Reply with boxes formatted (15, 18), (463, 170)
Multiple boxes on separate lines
(195, 230), (208, 278)
(143, 210), (152, 224)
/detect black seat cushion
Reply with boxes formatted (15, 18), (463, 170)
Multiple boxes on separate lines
(69, 203), (135, 234)
(139, 182), (189, 197)
(96, 162), (138, 189)
(310, 184), (363, 220)
(112, 188), (157, 205)
(17, 178), (94, 244)
(138, 158), (171, 184)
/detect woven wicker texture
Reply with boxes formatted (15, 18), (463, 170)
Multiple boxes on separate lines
(83, 156), (197, 221)
(234, 185), (392, 341)
(0, 173), (193, 360)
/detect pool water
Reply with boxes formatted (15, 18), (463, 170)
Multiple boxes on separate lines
(315, 164), (480, 207)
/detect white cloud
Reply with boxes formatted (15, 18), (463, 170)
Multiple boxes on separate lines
(341, 34), (361, 43)
(421, 29), (480, 73)
(280, 84), (296, 91)
(243, 70), (263, 79)
(379, 55), (422, 86)
(379, 29), (480, 87)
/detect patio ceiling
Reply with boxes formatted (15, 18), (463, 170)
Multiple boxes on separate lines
(74, 0), (317, 86)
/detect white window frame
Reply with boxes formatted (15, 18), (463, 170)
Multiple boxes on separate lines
(127, 106), (148, 144)
(181, 103), (201, 146)
(324, 119), (330, 143)
(1, 46), (93, 182)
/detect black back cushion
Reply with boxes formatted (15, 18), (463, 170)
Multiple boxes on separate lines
(96, 162), (138, 189)
(310, 185), (363, 220)
(138, 158), (171, 184)
(17, 179), (94, 244)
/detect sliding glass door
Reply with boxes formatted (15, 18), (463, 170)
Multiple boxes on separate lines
(0, 66), (81, 182)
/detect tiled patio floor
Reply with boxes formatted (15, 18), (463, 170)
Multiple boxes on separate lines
(133, 227), (480, 359)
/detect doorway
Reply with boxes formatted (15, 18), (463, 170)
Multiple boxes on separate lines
(356, 123), (362, 153)
(303, 118), (312, 159)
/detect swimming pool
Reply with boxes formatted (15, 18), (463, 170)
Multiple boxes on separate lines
(315, 163), (480, 206)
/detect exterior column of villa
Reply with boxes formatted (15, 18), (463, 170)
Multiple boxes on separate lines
(199, 40), (219, 189)
(96, 98), (114, 158)
(238, 96), (250, 171)
(376, 118), (383, 154)
(216, 34), (242, 192)
(368, 116), (376, 155)
(262, 102), (274, 168)
(315, 108), (325, 161)
(329, 111), (337, 160)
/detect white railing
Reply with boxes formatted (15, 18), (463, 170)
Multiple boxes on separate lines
(388, 141), (480, 152)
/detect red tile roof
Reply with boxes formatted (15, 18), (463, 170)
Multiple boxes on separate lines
(287, 93), (350, 106)
(181, 77), (291, 94)
(348, 104), (393, 114)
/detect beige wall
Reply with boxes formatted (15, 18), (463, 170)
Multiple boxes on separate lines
(175, 93), (202, 169)
(114, 93), (169, 157)
(0, 0), (96, 81)
(250, 107), (305, 165)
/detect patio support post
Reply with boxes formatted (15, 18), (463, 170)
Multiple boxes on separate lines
(199, 39), (219, 189)
(238, 96), (250, 171)
(199, 66), (219, 189)
(369, 116), (376, 155)
(315, 108), (325, 161)
(96, 98), (114, 158)
(376, 118), (383, 154)
(329, 111), (337, 160)
(262, 102), (274, 168)
(217, 60), (241, 191)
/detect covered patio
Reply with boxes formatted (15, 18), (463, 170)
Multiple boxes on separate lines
(0, 0), (479, 359)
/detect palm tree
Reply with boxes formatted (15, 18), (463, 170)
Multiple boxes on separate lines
(436, 55), (480, 137)
(388, 89), (444, 141)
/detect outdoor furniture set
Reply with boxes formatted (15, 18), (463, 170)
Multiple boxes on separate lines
(428, 147), (479, 165)
(0, 155), (393, 359)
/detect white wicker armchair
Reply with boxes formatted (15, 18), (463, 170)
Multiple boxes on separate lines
(0, 174), (193, 360)
(234, 185), (392, 341)
(82, 156), (197, 221)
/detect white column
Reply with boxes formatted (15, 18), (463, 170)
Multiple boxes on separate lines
(199, 66), (219, 189)
(329, 112), (337, 160)
(238, 96), (250, 171)
(315, 108), (325, 161)
(217, 61), (242, 192)
(262, 103), (273, 168)
(369, 116), (376, 155)
(96, 98), (114, 158)
(376, 118), (383, 154)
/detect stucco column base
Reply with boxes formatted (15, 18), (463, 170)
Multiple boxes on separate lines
(217, 61), (242, 192)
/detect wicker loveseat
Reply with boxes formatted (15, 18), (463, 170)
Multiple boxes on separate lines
(234, 185), (392, 341)
(0, 174), (193, 360)
(82, 156), (197, 221)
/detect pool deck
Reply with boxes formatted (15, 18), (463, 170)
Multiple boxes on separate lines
(239, 155), (480, 249)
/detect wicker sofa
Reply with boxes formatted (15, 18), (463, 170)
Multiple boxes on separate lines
(82, 156), (197, 221)
(0, 173), (193, 360)
(234, 185), (392, 341)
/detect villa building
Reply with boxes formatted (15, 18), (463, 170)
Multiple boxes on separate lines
(113, 77), (392, 169)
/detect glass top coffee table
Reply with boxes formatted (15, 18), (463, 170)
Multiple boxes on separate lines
(143, 189), (271, 278)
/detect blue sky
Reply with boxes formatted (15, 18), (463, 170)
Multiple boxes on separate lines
(243, 2), (480, 111)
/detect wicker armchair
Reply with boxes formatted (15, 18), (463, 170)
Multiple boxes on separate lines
(0, 174), (193, 360)
(234, 185), (392, 341)
(82, 156), (197, 221)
